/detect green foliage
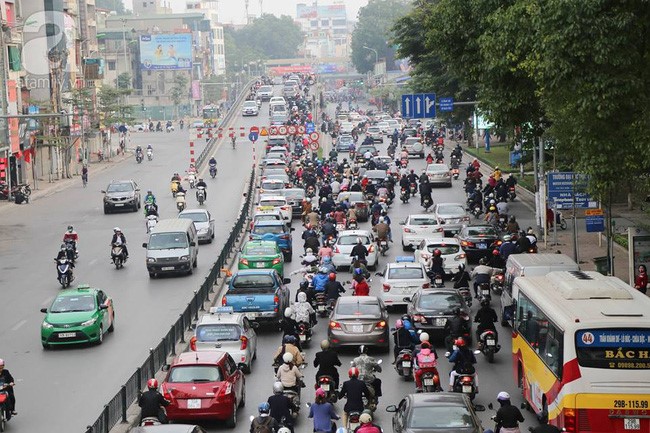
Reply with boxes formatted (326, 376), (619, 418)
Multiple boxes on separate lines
(170, 74), (189, 108)
(351, 0), (410, 74)
(115, 73), (131, 90)
(202, 75), (226, 105)
(98, 85), (133, 126)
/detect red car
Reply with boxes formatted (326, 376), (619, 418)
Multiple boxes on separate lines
(161, 351), (245, 426)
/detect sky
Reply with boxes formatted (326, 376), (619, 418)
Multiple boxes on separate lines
(124, 0), (370, 24)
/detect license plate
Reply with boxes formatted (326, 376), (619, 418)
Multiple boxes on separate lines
(482, 289), (490, 296)
(58, 332), (76, 338)
(478, 243), (487, 249)
(352, 325), (363, 333)
(462, 385), (473, 393)
(114, 203), (124, 207)
(187, 399), (201, 409)
(435, 318), (446, 327)
(424, 378), (434, 386)
(246, 312), (259, 318)
(402, 361), (411, 367)
(321, 383), (330, 391)
(161, 266), (175, 271)
(624, 419), (640, 430)
(487, 339), (496, 346)
(318, 305), (326, 311)
(299, 334), (306, 341)
(255, 262), (266, 268)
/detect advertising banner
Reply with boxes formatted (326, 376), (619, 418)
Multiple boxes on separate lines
(139, 34), (192, 70)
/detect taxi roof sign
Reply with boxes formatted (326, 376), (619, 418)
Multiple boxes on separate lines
(209, 306), (234, 314)
(395, 256), (415, 263)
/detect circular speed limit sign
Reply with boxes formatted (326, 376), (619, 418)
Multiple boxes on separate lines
(308, 140), (320, 151)
(309, 132), (320, 141)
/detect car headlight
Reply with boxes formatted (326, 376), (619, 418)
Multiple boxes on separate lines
(179, 255), (190, 261)
(198, 228), (208, 233)
(42, 321), (54, 329)
(147, 258), (156, 263)
(81, 318), (97, 327)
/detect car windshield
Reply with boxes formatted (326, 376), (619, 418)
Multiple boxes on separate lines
(148, 232), (189, 249)
(106, 183), (133, 193)
(368, 127), (380, 133)
(196, 324), (241, 342)
(438, 204), (465, 215)
(427, 164), (448, 172)
(338, 192), (364, 203)
(230, 274), (276, 293)
(427, 244), (460, 255)
(388, 267), (424, 279)
(419, 293), (463, 310)
(266, 153), (286, 160)
(338, 235), (370, 246)
(268, 138), (287, 145)
(244, 244), (278, 256)
(179, 212), (208, 223)
(168, 366), (223, 383)
(50, 294), (96, 313)
(339, 136), (353, 144)
(253, 225), (284, 235)
(405, 138), (420, 145)
(262, 182), (283, 190)
(254, 214), (281, 223)
(243, 102), (257, 108)
(410, 217), (437, 226)
(336, 302), (381, 317)
(366, 171), (386, 179)
(258, 86), (272, 92)
(263, 169), (287, 177)
(465, 227), (498, 237)
(260, 200), (286, 207)
(409, 405), (475, 428)
(272, 105), (286, 112)
(281, 190), (305, 200)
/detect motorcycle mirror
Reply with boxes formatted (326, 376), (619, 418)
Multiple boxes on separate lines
(377, 359), (383, 365)
(40, 308), (47, 313)
(142, 243), (148, 248)
(488, 403), (494, 410)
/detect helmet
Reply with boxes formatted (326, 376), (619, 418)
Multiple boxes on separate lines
(147, 378), (158, 389)
(495, 166), (500, 170)
(319, 266), (329, 274)
(284, 307), (293, 318)
(481, 299), (490, 307)
(199, 178), (203, 182)
(489, 206), (496, 212)
(67, 225), (73, 232)
(509, 215), (517, 222)
(147, 190), (152, 194)
(401, 314), (410, 322)
(421, 341), (431, 349)
(378, 217), (385, 223)
(492, 249), (500, 256)
(258, 402), (271, 414)
(321, 197), (327, 203)
(277, 428), (291, 433)
(479, 257), (489, 265)
(356, 237), (362, 244)
(282, 352), (294, 364)
(395, 319), (403, 329)
(306, 248), (313, 254)
(315, 388), (326, 398)
(419, 332), (430, 342)
(329, 272), (336, 281)
(320, 340), (330, 350)
(60, 243), (67, 251)
(359, 413), (373, 424)
(433, 249), (441, 257)
(359, 345), (368, 355)
(527, 227), (534, 235)
(348, 367), (359, 378)
(0, 359), (4, 367)
(113, 227), (121, 233)
(502, 234), (512, 242)
(455, 337), (466, 347)
(497, 391), (511, 401)
(273, 381), (284, 394)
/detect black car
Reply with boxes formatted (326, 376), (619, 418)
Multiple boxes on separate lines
(102, 180), (140, 214)
(280, 188), (306, 219)
(455, 224), (502, 261)
(364, 169), (388, 186)
(356, 145), (378, 163)
(406, 288), (470, 339)
(386, 393), (482, 433)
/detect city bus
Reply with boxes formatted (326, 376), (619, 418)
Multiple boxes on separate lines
(512, 270), (650, 433)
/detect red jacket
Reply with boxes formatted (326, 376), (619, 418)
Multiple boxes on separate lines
(353, 280), (370, 296)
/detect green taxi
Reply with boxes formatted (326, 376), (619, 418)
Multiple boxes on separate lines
(40, 285), (115, 349)
(238, 240), (285, 277)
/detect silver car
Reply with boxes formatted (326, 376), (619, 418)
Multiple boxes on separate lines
(178, 209), (215, 243)
(425, 163), (452, 187)
(433, 203), (470, 235)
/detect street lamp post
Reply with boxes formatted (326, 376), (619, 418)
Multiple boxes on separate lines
(362, 46), (378, 72)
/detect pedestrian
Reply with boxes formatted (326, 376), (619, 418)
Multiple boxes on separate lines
(634, 264), (648, 294)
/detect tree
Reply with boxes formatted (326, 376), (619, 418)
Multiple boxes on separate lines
(201, 74), (226, 105)
(115, 72), (131, 90)
(170, 74), (189, 117)
(351, 0), (410, 74)
(236, 14), (303, 60)
(98, 85), (133, 127)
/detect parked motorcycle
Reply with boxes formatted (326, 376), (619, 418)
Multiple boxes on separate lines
(55, 258), (74, 288)
(111, 244), (127, 269)
(196, 186), (206, 205)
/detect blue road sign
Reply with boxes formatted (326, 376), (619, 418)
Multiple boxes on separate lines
(401, 93), (436, 119)
(422, 93), (436, 118)
(586, 215), (605, 233)
(305, 122), (315, 133)
(439, 97), (454, 112)
(401, 94), (413, 119)
(248, 132), (259, 142)
(547, 172), (598, 209)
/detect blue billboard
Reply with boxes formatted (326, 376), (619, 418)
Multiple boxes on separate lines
(139, 34), (192, 70)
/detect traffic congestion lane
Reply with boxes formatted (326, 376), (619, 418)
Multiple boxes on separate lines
(0, 104), (265, 432)
(202, 131), (540, 432)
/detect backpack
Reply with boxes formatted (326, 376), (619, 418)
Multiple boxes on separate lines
(252, 416), (274, 433)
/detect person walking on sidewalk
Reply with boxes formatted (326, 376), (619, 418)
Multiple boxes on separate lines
(634, 265), (648, 294)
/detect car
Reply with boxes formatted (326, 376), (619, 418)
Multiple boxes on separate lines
(102, 179), (141, 213)
(335, 134), (355, 152)
(414, 237), (468, 277)
(433, 202), (471, 236)
(189, 306), (259, 373)
(262, 172), (290, 186)
(403, 127), (418, 137)
(190, 120), (205, 129)
(386, 393), (482, 433)
(266, 150), (289, 163)
(425, 163), (452, 187)
(250, 220), (294, 261)
(266, 135), (289, 152)
(400, 214), (444, 251)
(40, 285), (115, 349)
(366, 126), (383, 143)
(340, 121), (354, 134)
(257, 195), (292, 224)
(282, 85), (298, 97)
(331, 229), (378, 270)
(257, 85), (274, 101)
(403, 137), (425, 158)
(328, 296), (389, 351)
(238, 240), (285, 277)
(364, 169), (388, 186)
(259, 178), (286, 195)
(161, 351), (245, 425)
(407, 288), (470, 338)
(356, 145), (378, 162)
(379, 257), (430, 309)
(222, 269), (291, 325)
(260, 158), (288, 170)
(131, 123), (146, 131)
(241, 100), (259, 116)
(178, 209), (215, 244)
(376, 121), (390, 135)
(131, 425), (207, 433)
(455, 224), (501, 261)
(268, 96), (286, 107)
(385, 119), (400, 133)
(249, 210), (282, 230)
(336, 191), (370, 222)
(373, 155), (393, 168)
(280, 188), (306, 219)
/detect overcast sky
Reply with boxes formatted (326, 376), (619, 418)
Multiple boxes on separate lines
(124, 0), (369, 24)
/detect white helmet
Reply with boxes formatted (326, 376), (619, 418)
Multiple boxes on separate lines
(420, 332), (430, 343)
(113, 227), (121, 233)
(306, 248), (313, 254)
(282, 352), (294, 364)
(278, 428), (291, 433)
(284, 307), (293, 318)
(378, 216), (385, 223)
(497, 391), (511, 401)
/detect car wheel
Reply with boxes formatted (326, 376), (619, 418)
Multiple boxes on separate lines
(285, 252), (292, 263)
(149, 272), (156, 279)
(253, 349), (257, 360)
(42, 342), (49, 350)
(132, 203), (138, 212)
(97, 325), (104, 345)
(193, 257), (197, 268)
(243, 362), (251, 374)
(402, 242), (410, 252)
(225, 402), (237, 428)
(108, 313), (115, 332)
(239, 387), (246, 407)
(103, 206), (110, 215)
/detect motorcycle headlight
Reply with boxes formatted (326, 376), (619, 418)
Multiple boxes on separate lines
(81, 318), (97, 327)
(147, 258), (156, 263)
(179, 255), (190, 261)
(42, 321), (54, 329)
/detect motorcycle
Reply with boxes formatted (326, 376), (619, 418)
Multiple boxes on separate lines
(508, 186), (516, 201)
(478, 329), (500, 363)
(470, 205), (482, 219)
(55, 258), (74, 288)
(146, 215), (158, 233)
(409, 183), (417, 196)
(297, 321), (312, 345)
(64, 239), (78, 262)
(457, 286), (473, 308)
(400, 188), (410, 204)
(491, 272), (504, 295)
(140, 417), (162, 427)
(314, 292), (329, 317)
(347, 219), (358, 230)
(176, 192), (186, 212)
(111, 244), (127, 269)
(0, 381), (12, 431)
(347, 411), (362, 432)
(316, 375), (338, 403)
(452, 167), (460, 180)
(422, 196), (432, 211)
(351, 359), (382, 412)
(394, 349), (413, 380)
(187, 173), (196, 189)
(146, 148), (153, 161)
(431, 274), (444, 288)
(209, 164), (217, 178)
(136, 152), (143, 164)
(196, 186), (206, 205)
(453, 373), (477, 401)
(170, 181), (180, 197)
(478, 282), (491, 303)
(421, 368), (442, 393)
(378, 238), (389, 256)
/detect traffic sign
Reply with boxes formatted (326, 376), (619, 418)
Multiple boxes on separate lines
(298, 125), (306, 134)
(308, 141), (320, 151)
(586, 215), (605, 233)
(309, 132), (320, 141)
(260, 127), (268, 136)
(248, 131), (259, 142)
(401, 93), (436, 119)
(249, 126), (259, 134)
(306, 122), (315, 133)
(288, 125), (296, 135)
(269, 126), (278, 135)
(278, 126), (287, 135)
(547, 172), (598, 209)
(439, 97), (454, 112)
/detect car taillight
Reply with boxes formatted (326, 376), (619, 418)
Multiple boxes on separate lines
(383, 283), (391, 292)
(163, 388), (173, 401)
(334, 246), (340, 253)
(496, 274), (504, 281)
(376, 320), (386, 329)
(404, 227), (414, 233)
(413, 314), (426, 323)
(563, 408), (575, 432)
(189, 336), (197, 351)
(462, 216), (470, 222)
(274, 295), (279, 305)
(281, 206), (289, 211)
(272, 258), (281, 265)
(222, 296), (227, 306)
(367, 244), (374, 253)
(422, 282), (430, 289)
(240, 336), (248, 350)
(435, 227), (444, 232)
(461, 240), (475, 247)
(455, 254), (466, 261)
(329, 321), (341, 329)
(240, 258), (249, 266)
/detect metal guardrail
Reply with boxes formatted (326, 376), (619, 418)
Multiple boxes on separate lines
(85, 167), (256, 433)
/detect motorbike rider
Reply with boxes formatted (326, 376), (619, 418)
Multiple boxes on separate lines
(444, 308), (470, 354)
(281, 308), (303, 348)
(195, 178), (208, 200)
(250, 402), (279, 433)
(420, 176), (433, 208)
(110, 227), (128, 258)
(62, 225), (78, 260)
(55, 243), (75, 264)
(303, 228), (321, 254)
(268, 382), (296, 432)
(516, 230), (532, 253)
(350, 237), (368, 264)
(208, 156), (217, 169)
(471, 258), (498, 298)
(392, 319), (416, 362)
(294, 291), (317, 329)
(447, 337), (478, 392)
(506, 215), (520, 234)
(312, 266), (331, 293)
(488, 249), (506, 269)
(496, 197), (509, 216)
(324, 273), (346, 304)
(138, 378), (169, 424)
(353, 345), (382, 402)
(135, 145), (143, 159)
(338, 367), (369, 428)
(426, 249), (445, 282)
(275, 352), (304, 394)
(452, 265), (471, 289)
(498, 234), (519, 260)
(275, 334), (304, 366)
(171, 172), (181, 182)
(309, 388), (339, 433)
(355, 413), (381, 433)
(372, 217), (390, 244)
(413, 341), (440, 392)
(0, 359), (17, 417)
(321, 218), (337, 244)
(494, 391), (524, 433)
(144, 191), (159, 216)
(314, 340), (342, 389)
(474, 299), (499, 346)
(351, 272), (370, 296)
(320, 256), (336, 275)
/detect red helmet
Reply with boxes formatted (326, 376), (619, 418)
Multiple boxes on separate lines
(433, 249), (442, 257)
(329, 272), (336, 281)
(454, 338), (466, 347)
(492, 249), (500, 256)
(348, 367), (359, 378)
(147, 378), (158, 389)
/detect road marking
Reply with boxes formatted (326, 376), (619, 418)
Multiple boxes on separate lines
(11, 319), (27, 331)
(88, 258), (98, 266)
(41, 296), (54, 307)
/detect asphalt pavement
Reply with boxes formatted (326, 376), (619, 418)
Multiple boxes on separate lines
(0, 102), (266, 432)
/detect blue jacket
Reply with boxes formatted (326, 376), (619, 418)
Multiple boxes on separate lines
(313, 273), (329, 292)
(308, 402), (338, 432)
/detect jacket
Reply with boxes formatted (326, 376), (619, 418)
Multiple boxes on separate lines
(353, 279), (369, 296)
(313, 349), (342, 377)
(350, 244), (368, 259)
(353, 354), (380, 382)
(338, 378), (368, 412)
(309, 402), (339, 432)
(275, 363), (303, 388)
(267, 393), (294, 424)
(138, 390), (169, 418)
(324, 280), (345, 300)
(313, 273), (329, 292)
(273, 343), (304, 366)
(294, 292), (315, 323)
(355, 424), (382, 433)
(495, 403), (524, 429)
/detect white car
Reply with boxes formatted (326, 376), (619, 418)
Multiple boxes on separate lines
(400, 214), (444, 251)
(131, 123), (146, 131)
(256, 195), (292, 224)
(178, 209), (215, 243)
(432, 202), (470, 235)
(404, 137), (425, 158)
(366, 126), (383, 143)
(379, 257), (430, 308)
(414, 237), (468, 277)
(376, 121), (390, 135)
(332, 230), (379, 270)
(242, 100), (259, 116)
(340, 122), (354, 134)
(260, 178), (285, 195)
(257, 85), (274, 101)
(385, 119), (400, 133)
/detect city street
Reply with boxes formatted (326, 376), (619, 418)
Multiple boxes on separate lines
(0, 105), (265, 432)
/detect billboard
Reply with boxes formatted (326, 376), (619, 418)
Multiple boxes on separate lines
(139, 34), (192, 70)
(297, 3), (346, 19)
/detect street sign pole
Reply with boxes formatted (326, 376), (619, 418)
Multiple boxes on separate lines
(572, 173), (579, 265)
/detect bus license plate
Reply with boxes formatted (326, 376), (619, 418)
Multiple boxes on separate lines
(424, 378), (434, 386)
(187, 399), (201, 409)
(462, 385), (473, 393)
(624, 418), (640, 430)
(402, 361), (411, 367)
(321, 383), (330, 391)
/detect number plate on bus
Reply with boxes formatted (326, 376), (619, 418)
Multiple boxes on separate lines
(462, 385), (473, 393)
(187, 399), (201, 409)
(624, 418), (640, 430)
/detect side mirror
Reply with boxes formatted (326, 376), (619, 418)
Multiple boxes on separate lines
(142, 242), (148, 248)
(250, 322), (260, 329)
(100, 190), (106, 194)
(190, 242), (196, 247)
(402, 297), (411, 303)
(290, 228), (296, 232)
(375, 272), (384, 277)
(283, 278), (292, 284)
(162, 364), (170, 372)
(377, 359), (383, 365)
(40, 308), (48, 313)
(99, 304), (109, 310)
(488, 403), (494, 410)
(190, 323), (196, 330)
(385, 405), (397, 413)
(135, 188), (141, 192)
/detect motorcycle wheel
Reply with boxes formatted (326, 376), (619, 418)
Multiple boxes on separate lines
(486, 349), (495, 363)
(559, 219), (568, 230)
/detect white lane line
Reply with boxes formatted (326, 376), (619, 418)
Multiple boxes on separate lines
(88, 258), (98, 266)
(41, 296), (54, 307)
(11, 319), (27, 331)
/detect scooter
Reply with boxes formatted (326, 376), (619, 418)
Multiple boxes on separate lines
(176, 192), (186, 212)
(196, 186), (206, 205)
(421, 368), (442, 393)
(453, 373), (477, 401)
(170, 181), (180, 197)
(64, 239), (78, 263)
(491, 272), (504, 295)
(135, 152), (143, 164)
(316, 375), (338, 403)
(297, 321), (312, 345)
(457, 286), (473, 308)
(209, 163), (217, 178)
(508, 186), (516, 201)
(55, 258), (73, 288)
(187, 174), (196, 189)
(422, 196), (433, 212)
(111, 244), (127, 269)
(147, 148), (153, 161)
(378, 238), (389, 256)
(409, 183), (417, 196)
(477, 329), (500, 363)
(478, 282), (491, 304)
(146, 215), (158, 233)
(0, 381), (13, 431)
(400, 188), (410, 204)
(347, 219), (358, 230)
(394, 349), (413, 380)
(314, 292), (329, 317)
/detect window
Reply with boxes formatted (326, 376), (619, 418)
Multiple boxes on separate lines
(310, 20), (318, 28)
(7, 46), (20, 71)
(321, 19), (329, 27)
(107, 60), (116, 71)
(333, 19), (347, 27)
